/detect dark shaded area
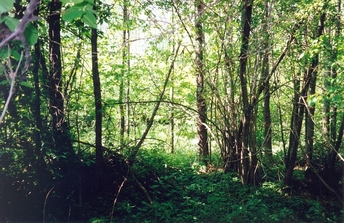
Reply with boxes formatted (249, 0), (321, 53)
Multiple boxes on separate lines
(0, 148), (343, 223)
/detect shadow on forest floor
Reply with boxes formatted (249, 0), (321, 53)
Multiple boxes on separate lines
(0, 150), (343, 223)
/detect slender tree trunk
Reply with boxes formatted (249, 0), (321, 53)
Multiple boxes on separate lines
(125, 2), (131, 139)
(223, 45), (237, 171)
(322, 69), (330, 138)
(330, 0), (341, 148)
(170, 5), (175, 154)
(305, 61), (317, 164)
(128, 44), (180, 164)
(261, 0), (272, 156)
(49, 0), (63, 133)
(32, 39), (48, 175)
(91, 0), (103, 171)
(284, 66), (316, 186)
(237, 0), (253, 184)
(120, 0), (129, 147)
(195, 0), (209, 165)
(325, 0), (341, 186)
(305, 13), (325, 165)
(48, 0), (74, 172)
(170, 84), (175, 153)
(170, 68), (175, 154)
(31, 5), (46, 174)
(284, 76), (303, 187)
(284, 7), (326, 187)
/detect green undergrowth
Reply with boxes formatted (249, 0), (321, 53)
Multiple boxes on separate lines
(91, 149), (343, 223)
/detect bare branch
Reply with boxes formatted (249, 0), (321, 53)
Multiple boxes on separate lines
(0, 0), (40, 125)
(0, 0), (39, 49)
(0, 51), (24, 125)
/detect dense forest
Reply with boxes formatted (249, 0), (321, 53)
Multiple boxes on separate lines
(0, 0), (343, 222)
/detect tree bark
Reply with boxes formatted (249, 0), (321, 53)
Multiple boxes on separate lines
(120, 0), (130, 147)
(48, 0), (74, 172)
(325, 0), (342, 187)
(284, 76), (304, 187)
(237, 0), (253, 184)
(195, 0), (209, 165)
(91, 0), (103, 171)
(261, 0), (272, 156)
(49, 0), (63, 132)
(305, 12), (325, 165)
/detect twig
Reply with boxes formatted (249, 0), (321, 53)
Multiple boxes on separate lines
(0, 51), (24, 125)
(134, 177), (153, 204)
(110, 176), (127, 223)
(42, 180), (64, 223)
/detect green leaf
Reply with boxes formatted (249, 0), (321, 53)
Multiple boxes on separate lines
(24, 23), (38, 46)
(333, 94), (340, 103)
(20, 81), (33, 88)
(3, 16), (19, 31)
(11, 50), (21, 61)
(0, 48), (7, 60)
(308, 95), (317, 107)
(0, 79), (9, 85)
(62, 7), (84, 22)
(60, 0), (88, 5)
(0, 0), (14, 14)
(82, 11), (97, 28)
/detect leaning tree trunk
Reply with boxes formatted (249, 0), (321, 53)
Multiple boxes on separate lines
(284, 60), (318, 187)
(195, 0), (209, 165)
(284, 5), (326, 188)
(284, 76), (304, 187)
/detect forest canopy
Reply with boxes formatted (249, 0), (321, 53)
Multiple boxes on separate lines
(0, 0), (343, 222)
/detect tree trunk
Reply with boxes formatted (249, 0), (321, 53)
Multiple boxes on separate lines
(49, 0), (63, 133)
(325, 0), (341, 187)
(284, 76), (304, 187)
(195, 0), (209, 165)
(29, 3), (46, 175)
(120, 0), (130, 147)
(284, 8), (326, 187)
(284, 65), (317, 187)
(237, 0), (253, 184)
(322, 69), (330, 139)
(305, 12), (325, 165)
(170, 5), (175, 154)
(48, 0), (74, 173)
(261, 0), (272, 156)
(91, 0), (103, 171)
(32, 39), (48, 176)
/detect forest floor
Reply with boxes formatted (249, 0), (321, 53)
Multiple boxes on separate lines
(1, 149), (343, 223)
(85, 150), (344, 223)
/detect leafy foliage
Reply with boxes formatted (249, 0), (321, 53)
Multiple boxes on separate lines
(0, 0), (343, 222)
